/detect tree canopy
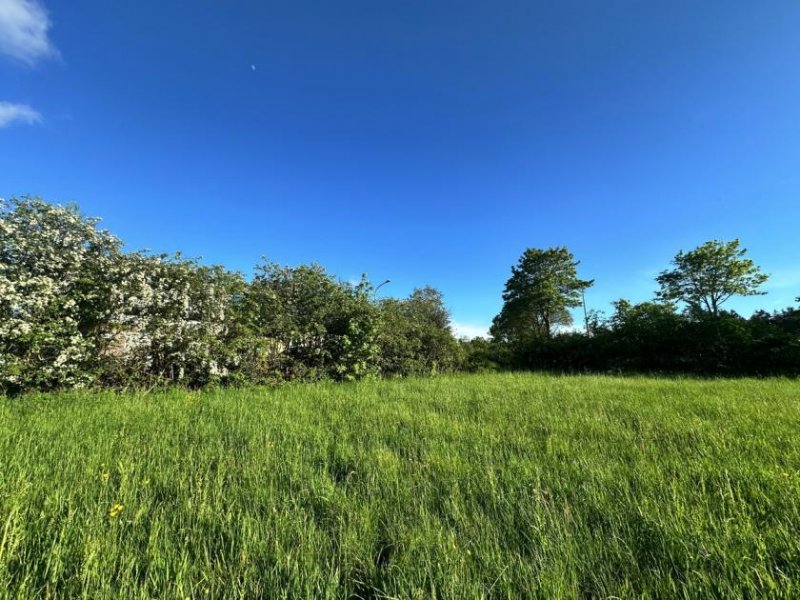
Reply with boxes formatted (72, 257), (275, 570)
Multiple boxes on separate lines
(491, 247), (593, 342)
(656, 239), (768, 316)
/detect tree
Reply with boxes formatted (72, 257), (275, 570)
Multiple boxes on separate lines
(491, 247), (593, 342)
(376, 286), (459, 376)
(656, 239), (768, 316)
(604, 299), (687, 372)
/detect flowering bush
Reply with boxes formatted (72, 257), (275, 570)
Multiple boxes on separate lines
(0, 197), (123, 391)
(103, 253), (247, 387)
(0, 197), (459, 393)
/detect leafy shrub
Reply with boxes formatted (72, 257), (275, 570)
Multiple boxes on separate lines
(0, 198), (123, 392)
(0, 197), (458, 393)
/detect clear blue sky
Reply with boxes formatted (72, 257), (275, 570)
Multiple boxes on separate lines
(2, 0), (799, 337)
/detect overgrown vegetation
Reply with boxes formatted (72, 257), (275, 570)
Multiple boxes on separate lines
(464, 243), (800, 376)
(464, 298), (800, 376)
(1, 374), (799, 598)
(2, 198), (799, 596)
(1, 196), (798, 394)
(0, 197), (458, 393)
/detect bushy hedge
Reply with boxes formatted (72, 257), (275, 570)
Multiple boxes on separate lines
(0, 197), (460, 393)
(460, 300), (800, 376)
(5, 197), (795, 392)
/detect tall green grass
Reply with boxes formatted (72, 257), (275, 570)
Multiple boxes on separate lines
(1, 374), (799, 598)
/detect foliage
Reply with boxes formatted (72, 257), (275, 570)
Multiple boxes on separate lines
(103, 253), (248, 387)
(2, 374), (800, 597)
(489, 242), (798, 376)
(376, 287), (460, 376)
(602, 300), (689, 372)
(0, 196), (252, 391)
(457, 337), (505, 372)
(491, 247), (593, 343)
(494, 299), (800, 377)
(246, 262), (380, 382)
(0, 197), (123, 392)
(1, 197), (798, 390)
(0, 197), (457, 393)
(656, 239), (769, 316)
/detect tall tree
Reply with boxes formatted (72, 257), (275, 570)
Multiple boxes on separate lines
(656, 239), (768, 316)
(491, 247), (593, 341)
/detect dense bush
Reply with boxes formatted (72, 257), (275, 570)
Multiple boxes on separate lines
(483, 242), (799, 377)
(0, 197), (459, 393)
(377, 287), (460, 376)
(0, 198), (123, 391)
(245, 262), (381, 382)
(484, 300), (800, 376)
(102, 253), (248, 387)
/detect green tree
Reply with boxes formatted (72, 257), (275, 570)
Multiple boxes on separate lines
(656, 239), (768, 316)
(457, 337), (503, 372)
(376, 287), (459, 376)
(491, 247), (593, 342)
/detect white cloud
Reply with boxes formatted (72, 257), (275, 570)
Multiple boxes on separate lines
(0, 0), (57, 66)
(451, 321), (490, 340)
(0, 101), (42, 127)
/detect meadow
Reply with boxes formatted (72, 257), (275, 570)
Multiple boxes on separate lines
(1, 374), (799, 598)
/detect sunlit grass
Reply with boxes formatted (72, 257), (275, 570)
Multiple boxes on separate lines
(1, 374), (799, 598)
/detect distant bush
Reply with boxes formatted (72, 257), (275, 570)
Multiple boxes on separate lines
(486, 242), (799, 377)
(457, 337), (505, 373)
(377, 287), (460, 377)
(487, 301), (800, 376)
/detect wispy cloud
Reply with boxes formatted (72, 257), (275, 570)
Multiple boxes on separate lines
(451, 321), (490, 340)
(0, 101), (42, 127)
(0, 0), (57, 66)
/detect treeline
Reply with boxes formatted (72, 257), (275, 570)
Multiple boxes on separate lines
(2, 197), (798, 394)
(0, 198), (459, 393)
(461, 244), (800, 376)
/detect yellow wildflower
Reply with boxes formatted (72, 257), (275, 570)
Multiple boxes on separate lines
(109, 503), (124, 518)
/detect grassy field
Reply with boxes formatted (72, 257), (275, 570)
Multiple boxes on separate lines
(1, 374), (799, 598)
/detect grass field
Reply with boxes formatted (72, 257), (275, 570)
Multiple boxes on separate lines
(1, 374), (799, 598)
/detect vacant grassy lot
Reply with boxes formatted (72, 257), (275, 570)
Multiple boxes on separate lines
(1, 374), (799, 598)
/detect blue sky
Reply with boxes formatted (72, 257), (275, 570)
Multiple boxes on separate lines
(2, 0), (799, 337)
